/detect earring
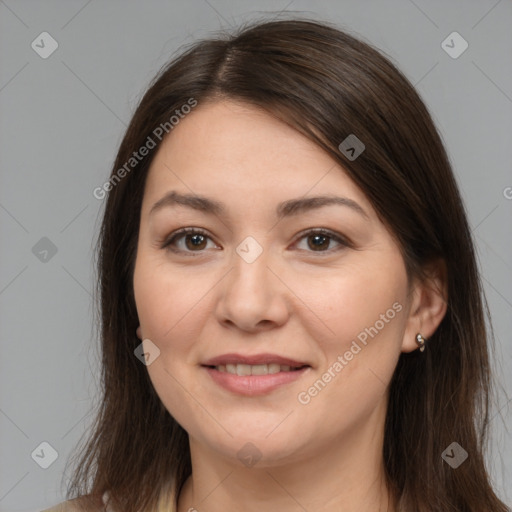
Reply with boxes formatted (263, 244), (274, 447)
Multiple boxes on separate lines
(415, 333), (426, 352)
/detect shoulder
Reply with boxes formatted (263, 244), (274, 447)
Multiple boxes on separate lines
(40, 501), (84, 512)
(40, 493), (107, 512)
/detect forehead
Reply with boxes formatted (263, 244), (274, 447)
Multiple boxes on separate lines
(142, 100), (374, 218)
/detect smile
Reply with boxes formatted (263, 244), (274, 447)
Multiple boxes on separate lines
(212, 363), (306, 375)
(202, 364), (310, 396)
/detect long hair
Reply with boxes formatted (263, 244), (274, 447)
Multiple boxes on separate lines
(65, 17), (509, 512)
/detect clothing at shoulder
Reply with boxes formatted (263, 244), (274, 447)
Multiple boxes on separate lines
(40, 502), (77, 512)
(40, 495), (106, 512)
(40, 501), (81, 512)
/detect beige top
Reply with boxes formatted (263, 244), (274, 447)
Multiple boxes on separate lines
(41, 489), (180, 511)
(40, 491), (114, 512)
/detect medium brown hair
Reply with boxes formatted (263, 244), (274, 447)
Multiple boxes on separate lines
(65, 17), (509, 512)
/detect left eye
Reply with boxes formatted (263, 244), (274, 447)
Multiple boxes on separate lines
(294, 230), (348, 252)
(161, 228), (349, 255)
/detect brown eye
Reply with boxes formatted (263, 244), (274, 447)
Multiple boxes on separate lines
(162, 228), (217, 255)
(295, 229), (349, 253)
(184, 233), (207, 250)
(307, 233), (331, 251)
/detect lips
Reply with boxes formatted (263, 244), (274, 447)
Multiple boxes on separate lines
(201, 353), (311, 396)
(214, 363), (304, 375)
(202, 353), (309, 368)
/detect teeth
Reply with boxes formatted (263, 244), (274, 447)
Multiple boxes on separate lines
(268, 363), (281, 374)
(251, 364), (268, 375)
(236, 364), (252, 376)
(214, 363), (303, 375)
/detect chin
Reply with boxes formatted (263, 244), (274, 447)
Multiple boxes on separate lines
(189, 425), (312, 468)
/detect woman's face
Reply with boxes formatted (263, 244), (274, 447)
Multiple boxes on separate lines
(133, 99), (418, 466)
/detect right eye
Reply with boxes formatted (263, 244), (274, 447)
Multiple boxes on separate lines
(161, 227), (220, 255)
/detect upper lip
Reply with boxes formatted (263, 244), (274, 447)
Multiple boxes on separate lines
(202, 353), (310, 367)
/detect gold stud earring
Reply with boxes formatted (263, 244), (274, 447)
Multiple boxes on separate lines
(415, 333), (426, 352)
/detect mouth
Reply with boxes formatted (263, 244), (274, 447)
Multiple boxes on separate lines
(204, 363), (309, 375)
(200, 354), (311, 396)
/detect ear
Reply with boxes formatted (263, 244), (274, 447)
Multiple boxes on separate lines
(401, 258), (448, 353)
(136, 326), (142, 339)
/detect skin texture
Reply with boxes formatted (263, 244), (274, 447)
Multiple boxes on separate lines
(133, 100), (447, 512)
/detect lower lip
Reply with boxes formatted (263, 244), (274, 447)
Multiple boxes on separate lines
(203, 366), (310, 396)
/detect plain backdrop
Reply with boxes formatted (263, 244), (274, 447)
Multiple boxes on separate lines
(0, 1), (511, 510)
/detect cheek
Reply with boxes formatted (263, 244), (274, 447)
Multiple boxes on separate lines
(133, 254), (211, 430)
(134, 252), (201, 342)
(292, 265), (407, 439)
(295, 253), (408, 354)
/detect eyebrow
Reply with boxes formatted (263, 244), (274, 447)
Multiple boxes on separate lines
(149, 190), (369, 221)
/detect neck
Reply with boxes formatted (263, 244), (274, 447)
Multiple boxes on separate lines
(177, 400), (395, 512)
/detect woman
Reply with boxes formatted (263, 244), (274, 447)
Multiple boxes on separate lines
(44, 18), (509, 512)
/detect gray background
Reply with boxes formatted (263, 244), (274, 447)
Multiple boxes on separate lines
(0, 1), (511, 510)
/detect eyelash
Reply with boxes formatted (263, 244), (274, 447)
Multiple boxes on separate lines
(160, 227), (351, 256)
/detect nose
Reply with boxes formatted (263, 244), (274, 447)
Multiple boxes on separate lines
(214, 245), (290, 333)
